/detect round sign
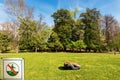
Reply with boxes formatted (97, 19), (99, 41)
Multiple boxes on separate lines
(6, 63), (19, 76)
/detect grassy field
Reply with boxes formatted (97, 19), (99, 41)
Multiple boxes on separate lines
(0, 52), (120, 80)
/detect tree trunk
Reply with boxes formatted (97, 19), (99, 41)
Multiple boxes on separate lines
(35, 46), (38, 52)
(16, 45), (19, 53)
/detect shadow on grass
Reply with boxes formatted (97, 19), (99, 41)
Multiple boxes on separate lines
(58, 66), (73, 70)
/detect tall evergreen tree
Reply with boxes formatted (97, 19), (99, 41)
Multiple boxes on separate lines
(80, 8), (101, 52)
(52, 9), (75, 51)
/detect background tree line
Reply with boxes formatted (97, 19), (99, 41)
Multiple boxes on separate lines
(0, 0), (120, 53)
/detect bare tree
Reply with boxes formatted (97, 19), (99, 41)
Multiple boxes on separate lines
(5, 0), (34, 53)
(5, 0), (34, 19)
(102, 15), (118, 45)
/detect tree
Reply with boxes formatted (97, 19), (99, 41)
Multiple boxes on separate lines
(19, 16), (51, 52)
(5, 0), (34, 19)
(69, 7), (79, 20)
(109, 35), (120, 52)
(32, 26), (51, 52)
(47, 32), (63, 51)
(0, 22), (18, 51)
(109, 26), (120, 52)
(72, 19), (84, 41)
(5, 0), (34, 53)
(32, 14), (52, 52)
(52, 9), (75, 51)
(80, 8), (101, 52)
(73, 7), (79, 19)
(19, 17), (36, 50)
(72, 40), (86, 52)
(102, 15), (118, 46)
(0, 31), (11, 53)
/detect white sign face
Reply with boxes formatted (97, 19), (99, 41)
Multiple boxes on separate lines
(1, 58), (24, 80)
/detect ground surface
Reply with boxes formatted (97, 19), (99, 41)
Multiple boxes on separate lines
(0, 52), (120, 80)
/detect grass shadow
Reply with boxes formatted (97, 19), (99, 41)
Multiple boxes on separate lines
(58, 66), (65, 70)
(58, 66), (73, 70)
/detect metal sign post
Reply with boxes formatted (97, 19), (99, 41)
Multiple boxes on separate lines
(1, 58), (24, 80)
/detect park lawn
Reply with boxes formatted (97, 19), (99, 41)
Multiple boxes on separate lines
(0, 52), (120, 80)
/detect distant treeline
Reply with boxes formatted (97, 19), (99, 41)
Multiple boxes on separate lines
(0, 0), (120, 53)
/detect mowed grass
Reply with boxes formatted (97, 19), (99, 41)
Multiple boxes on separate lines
(0, 53), (120, 80)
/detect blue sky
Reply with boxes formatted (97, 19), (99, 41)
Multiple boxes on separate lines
(0, 0), (120, 26)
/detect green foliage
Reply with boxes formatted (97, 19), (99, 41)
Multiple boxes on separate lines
(19, 18), (37, 50)
(32, 27), (52, 51)
(0, 32), (11, 53)
(69, 7), (79, 20)
(52, 9), (75, 50)
(80, 8), (101, 51)
(72, 40), (86, 51)
(51, 9), (72, 23)
(1, 7), (120, 53)
(109, 35), (120, 51)
(19, 17), (51, 52)
(72, 20), (84, 41)
(47, 31), (63, 51)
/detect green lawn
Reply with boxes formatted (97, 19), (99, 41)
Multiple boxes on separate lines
(0, 53), (120, 80)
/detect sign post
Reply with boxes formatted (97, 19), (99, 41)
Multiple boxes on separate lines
(1, 58), (24, 80)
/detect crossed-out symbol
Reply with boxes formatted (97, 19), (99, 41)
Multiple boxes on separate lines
(6, 63), (19, 76)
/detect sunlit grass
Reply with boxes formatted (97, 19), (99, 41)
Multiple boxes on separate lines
(0, 53), (120, 80)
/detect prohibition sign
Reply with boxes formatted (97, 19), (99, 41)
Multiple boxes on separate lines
(6, 63), (19, 76)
